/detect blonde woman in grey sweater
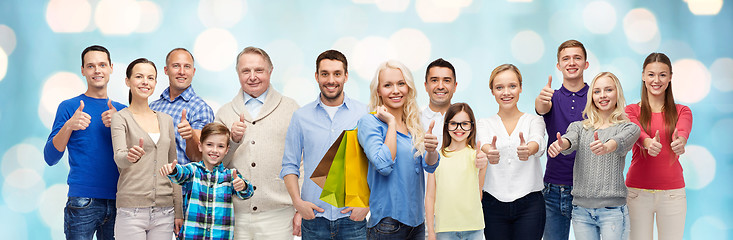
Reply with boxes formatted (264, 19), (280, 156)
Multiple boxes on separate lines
(547, 72), (640, 240)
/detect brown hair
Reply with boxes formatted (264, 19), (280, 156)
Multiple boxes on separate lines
(316, 50), (348, 73)
(440, 102), (477, 156)
(489, 64), (522, 89)
(200, 122), (231, 147)
(556, 39), (587, 61)
(639, 52), (677, 140)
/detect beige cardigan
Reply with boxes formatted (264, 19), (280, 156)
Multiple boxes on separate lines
(216, 86), (299, 214)
(111, 108), (183, 219)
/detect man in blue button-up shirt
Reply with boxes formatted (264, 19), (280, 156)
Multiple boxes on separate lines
(280, 50), (369, 239)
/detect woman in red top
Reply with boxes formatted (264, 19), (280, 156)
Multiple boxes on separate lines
(625, 52), (692, 240)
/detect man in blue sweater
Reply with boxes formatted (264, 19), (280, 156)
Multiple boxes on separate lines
(44, 45), (126, 240)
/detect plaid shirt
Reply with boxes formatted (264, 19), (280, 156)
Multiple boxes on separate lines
(150, 86), (215, 164)
(168, 162), (254, 240)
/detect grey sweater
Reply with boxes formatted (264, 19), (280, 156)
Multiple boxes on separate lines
(560, 121), (640, 208)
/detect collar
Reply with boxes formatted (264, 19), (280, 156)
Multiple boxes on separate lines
(159, 86), (195, 102)
(315, 94), (351, 110)
(244, 89), (269, 104)
(558, 83), (589, 97)
(193, 161), (227, 173)
(422, 106), (442, 118)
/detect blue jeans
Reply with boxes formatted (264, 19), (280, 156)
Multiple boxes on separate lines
(571, 205), (630, 240)
(482, 191), (545, 240)
(301, 216), (367, 240)
(542, 182), (573, 240)
(367, 217), (424, 240)
(64, 197), (116, 240)
(436, 229), (483, 240)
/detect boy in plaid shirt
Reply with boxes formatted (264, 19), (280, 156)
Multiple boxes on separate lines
(161, 122), (254, 240)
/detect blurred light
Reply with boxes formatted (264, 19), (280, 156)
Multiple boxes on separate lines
(691, 216), (727, 239)
(680, 145), (716, 190)
(583, 1), (617, 34)
(2, 169), (45, 213)
(94, 0), (141, 35)
(710, 58), (733, 92)
(352, 0), (376, 3)
(264, 39), (305, 85)
(38, 72), (86, 130)
(672, 59), (711, 103)
(193, 28), (238, 71)
(39, 184), (68, 233)
(390, 28), (432, 72)
(415, 0), (463, 23)
(447, 57), (473, 92)
(627, 30), (661, 55)
(198, 0), (246, 29)
(685, 0), (724, 15)
(283, 77), (318, 106)
(0, 206), (28, 240)
(511, 30), (544, 64)
(46, 0), (91, 33)
(352, 36), (396, 81)
(1, 143), (45, 179)
(135, 1), (162, 33)
(0, 25), (17, 55)
(0, 48), (7, 82)
(623, 8), (658, 43)
(548, 10), (584, 42)
(375, 0), (409, 12)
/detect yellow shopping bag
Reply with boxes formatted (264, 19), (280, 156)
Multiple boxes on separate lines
(311, 129), (370, 208)
(343, 129), (370, 207)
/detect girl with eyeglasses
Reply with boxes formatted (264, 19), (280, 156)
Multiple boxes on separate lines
(476, 64), (547, 240)
(425, 103), (488, 240)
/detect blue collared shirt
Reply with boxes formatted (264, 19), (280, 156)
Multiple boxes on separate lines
(280, 95), (368, 221)
(243, 89), (268, 118)
(150, 86), (214, 164)
(357, 114), (439, 228)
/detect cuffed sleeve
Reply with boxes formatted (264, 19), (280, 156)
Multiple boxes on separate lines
(528, 115), (547, 157)
(611, 122), (641, 156)
(421, 154), (439, 173)
(357, 115), (395, 176)
(561, 121), (582, 155)
(675, 105), (693, 139)
(279, 115), (303, 179)
(234, 171), (254, 200)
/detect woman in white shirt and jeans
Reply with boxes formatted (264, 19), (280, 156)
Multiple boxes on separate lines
(477, 64), (546, 240)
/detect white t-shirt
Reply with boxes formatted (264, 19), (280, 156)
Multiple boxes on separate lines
(148, 133), (160, 144)
(322, 104), (342, 121)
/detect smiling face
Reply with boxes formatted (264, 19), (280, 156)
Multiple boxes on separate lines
(424, 66), (456, 108)
(237, 53), (271, 98)
(81, 51), (113, 90)
(446, 110), (472, 144)
(316, 59), (348, 105)
(164, 50), (195, 95)
(125, 63), (157, 100)
(199, 134), (230, 170)
(592, 76), (618, 114)
(377, 68), (410, 111)
(491, 70), (522, 109)
(556, 47), (589, 81)
(643, 62), (672, 97)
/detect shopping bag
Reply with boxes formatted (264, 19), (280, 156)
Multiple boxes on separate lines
(319, 133), (347, 207)
(310, 131), (346, 188)
(343, 129), (370, 207)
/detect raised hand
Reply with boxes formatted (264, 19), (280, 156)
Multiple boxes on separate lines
(101, 99), (117, 128)
(231, 113), (247, 143)
(548, 132), (567, 158)
(177, 109), (193, 140)
(424, 120), (438, 153)
(66, 100), (92, 131)
(232, 169), (246, 191)
(486, 136), (500, 164)
(517, 132), (530, 161)
(127, 138), (145, 163)
(159, 160), (177, 177)
(537, 76), (554, 105)
(590, 131), (614, 155)
(374, 105), (396, 125)
(475, 141), (488, 169)
(670, 129), (687, 155)
(646, 130), (662, 157)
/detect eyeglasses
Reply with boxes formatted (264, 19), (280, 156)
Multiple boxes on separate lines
(445, 121), (473, 131)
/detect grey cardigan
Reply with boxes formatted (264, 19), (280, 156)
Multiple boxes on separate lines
(561, 121), (640, 208)
(111, 108), (183, 219)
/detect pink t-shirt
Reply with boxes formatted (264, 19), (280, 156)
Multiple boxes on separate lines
(625, 104), (692, 190)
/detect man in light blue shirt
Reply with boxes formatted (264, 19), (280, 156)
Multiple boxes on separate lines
(280, 50), (369, 239)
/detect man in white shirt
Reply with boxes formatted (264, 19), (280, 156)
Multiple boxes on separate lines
(421, 58), (457, 146)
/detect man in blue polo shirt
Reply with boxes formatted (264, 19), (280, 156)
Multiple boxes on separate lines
(280, 50), (369, 239)
(535, 39), (590, 240)
(44, 45), (126, 240)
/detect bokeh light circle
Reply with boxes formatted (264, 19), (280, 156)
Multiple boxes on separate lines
(193, 28), (238, 71)
(710, 58), (733, 92)
(671, 59), (711, 103)
(46, 0), (92, 33)
(38, 72), (86, 130)
(679, 145), (716, 190)
(511, 30), (544, 64)
(583, 1), (617, 34)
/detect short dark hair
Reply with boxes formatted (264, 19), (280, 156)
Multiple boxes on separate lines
(425, 58), (456, 82)
(316, 50), (348, 73)
(166, 48), (194, 65)
(200, 122), (231, 147)
(557, 40), (587, 61)
(126, 58), (157, 103)
(81, 45), (111, 67)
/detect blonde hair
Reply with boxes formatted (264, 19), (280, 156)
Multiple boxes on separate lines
(489, 64), (523, 89)
(369, 60), (425, 157)
(581, 72), (628, 129)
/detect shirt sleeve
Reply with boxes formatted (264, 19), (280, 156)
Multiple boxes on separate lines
(279, 114), (303, 179)
(111, 113), (133, 169)
(168, 164), (196, 184)
(561, 121), (582, 155)
(43, 101), (72, 166)
(675, 105), (693, 140)
(611, 122), (641, 156)
(190, 103), (215, 130)
(528, 115), (547, 157)
(357, 115), (395, 176)
(476, 119), (495, 147)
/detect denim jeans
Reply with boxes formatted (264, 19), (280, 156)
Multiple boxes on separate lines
(542, 182), (573, 240)
(301, 216), (367, 240)
(482, 191), (545, 240)
(367, 217), (424, 240)
(571, 205), (630, 240)
(436, 229), (483, 240)
(64, 197), (116, 240)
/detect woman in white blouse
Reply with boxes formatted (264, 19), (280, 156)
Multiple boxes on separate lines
(477, 64), (546, 240)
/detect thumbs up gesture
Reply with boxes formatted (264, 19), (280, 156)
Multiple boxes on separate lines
(424, 120), (438, 153)
(101, 99), (117, 128)
(670, 129), (687, 155)
(159, 160), (178, 177)
(590, 131), (616, 155)
(127, 138), (145, 163)
(537, 76), (554, 104)
(177, 109), (193, 140)
(485, 136), (500, 164)
(517, 132), (530, 161)
(66, 100), (92, 131)
(548, 132), (568, 158)
(232, 169), (246, 191)
(646, 130), (663, 157)
(231, 113), (247, 143)
(475, 141), (488, 169)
